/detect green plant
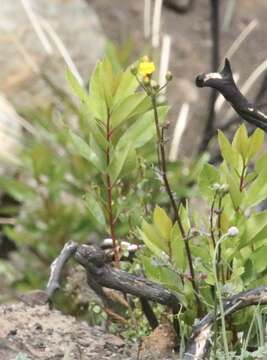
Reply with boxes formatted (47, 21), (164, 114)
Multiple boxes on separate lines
(0, 42), (205, 300)
(140, 122), (267, 355)
(2, 49), (267, 357)
(64, 55), (267, 353)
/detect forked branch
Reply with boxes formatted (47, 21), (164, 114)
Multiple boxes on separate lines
(46, 242), (180, 316)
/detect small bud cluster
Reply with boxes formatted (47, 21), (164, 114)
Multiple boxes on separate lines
(212, 183), (229, 195)
(165, 71), (173, 82)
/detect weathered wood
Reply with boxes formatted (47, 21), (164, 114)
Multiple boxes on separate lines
(46, 240), (78, 299)
(184, 286), (267, 360)
(74, 244), (180, 309)
(46, 242), (180, 334)
(196, 58), (267, 132)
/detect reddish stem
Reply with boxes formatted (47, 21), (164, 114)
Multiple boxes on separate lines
(106, 111), (120, 268)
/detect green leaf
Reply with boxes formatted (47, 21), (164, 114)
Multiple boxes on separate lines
(86, 118), (108, 151)
(84, 193), (106, 227)
(139, 229), (167, 260)
(226, 171), (242, 209)
(153, 206), (172, 240)
(108, 142), (133, 184)
(232, 124), (249, 161)
(66, 68), (88, 103)
(100, 58), (114, 107)
(0, 177), (36, 202)
(255, 153), (267, 174)
(198, 163), (220, 200)
(247, 128), (264, 160)
(110, 93), (151, 128)
(141, 255), (185, 303)
(88, 61), (108, 121)
(142, 220), (169, 254)
(121, 147), (137, 175)
(251, 246), (267, 273)
(218, 130), (241, 171)
(69, 131), (104, 172)
(87, 94), (107, 121)
(112, 65), (139, 107)
(244, 166), (267, 208)
(179, 205), (191, 233)
(117, 106), (169, 149)
(238, 210), (267, 250)
(170, 223), (186, 271)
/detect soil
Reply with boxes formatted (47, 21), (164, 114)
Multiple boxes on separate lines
(0, 298), (135, 360)
(89, 0), (267, 156)
(0, 297), (177, 360)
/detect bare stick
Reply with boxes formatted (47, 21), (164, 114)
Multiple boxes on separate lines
(164, 0), (194, 14)
(184, 286), (267, 360)
(196, 58), (267, 132)
(46, 240), (78, 299)
(74, 244), (180, 310)
(198, 0), (220, 154)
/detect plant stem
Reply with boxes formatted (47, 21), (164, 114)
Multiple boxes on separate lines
(213, 234), (230, 359)
(151, 95), (202, 317)
(210, 191), (218, 250)
(217, 195), (225, 283)
(239, 161), (247, 192)
(213, 292), (218, 359)
(106, 111), (120, 268)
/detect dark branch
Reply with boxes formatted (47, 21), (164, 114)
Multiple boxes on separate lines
(46, 242), (181, 334)
(140, 298), (159, 329)
(74, 244), (180, 310)
(164, 0), (194, 14)
(196, 58), (267, 132)
(184, 286), (267, 360)
(198, 0), (220, 154)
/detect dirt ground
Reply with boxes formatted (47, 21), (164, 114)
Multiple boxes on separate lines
(89, 0), (267, 156)
(0, 297), (178, 360)
(0, 299), (136, 360)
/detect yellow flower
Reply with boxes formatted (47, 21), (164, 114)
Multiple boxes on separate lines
(138, 60), (156, 76)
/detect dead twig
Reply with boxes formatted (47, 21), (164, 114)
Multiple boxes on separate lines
(184, 286), (267, 360)
(198, 0), (220, 154)
(46, 240), (78, 298)
(46, 242), (180, 334)
(196, 58), (267, 133)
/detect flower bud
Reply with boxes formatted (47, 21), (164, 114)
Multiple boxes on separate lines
(142, 55), (150, 62)
(220, 184), (229, 194)
(150, 80), (159, 90)
(212, 183), (221, 191)
(130, 65), (138, 75)
(165, 71), (173, 81)
(227, 226), (239, 237)
(143, 76), (151, 86)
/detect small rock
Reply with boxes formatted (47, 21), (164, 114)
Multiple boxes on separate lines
(105, 334), (125, 348)
(17, 290), (49, 307)
(139, 323), (176, 360)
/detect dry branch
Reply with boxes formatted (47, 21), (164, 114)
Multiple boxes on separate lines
(196, 58), (267, 132)
(46, 242), (180, 332)
(74, 244), (180, 310)
(46, 240), (78, 299)
(184, 286), (267, 360)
